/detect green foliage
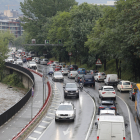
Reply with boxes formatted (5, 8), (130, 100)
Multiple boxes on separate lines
(2, 73), (24, 88)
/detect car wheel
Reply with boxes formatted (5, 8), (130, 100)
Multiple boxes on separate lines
(64, 94), (67, 98)
(55, 118), (58, 122)
(132, 96), (135, 101)
(77, 95), (79, 99)
(97, 79), (99, 82)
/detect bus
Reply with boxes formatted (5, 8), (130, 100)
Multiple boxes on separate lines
(135, 83), (140, 121)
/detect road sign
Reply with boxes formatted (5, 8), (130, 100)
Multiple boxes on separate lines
(96, 59), (102, 65)
(32, 39), (36, 44)
(68, 52), (72, 56)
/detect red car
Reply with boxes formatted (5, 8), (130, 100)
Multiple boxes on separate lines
(54, 66), (61, 71)
(47, 60), (54, 65)
(26, 56), (32, 61)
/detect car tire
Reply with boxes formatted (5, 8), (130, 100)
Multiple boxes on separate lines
(132, 96), (135, 101)
(77, 95), (79, 99)
(64, 94), (67, 98)
(55, 118), (58, 122)
(97, 79), (99, 82)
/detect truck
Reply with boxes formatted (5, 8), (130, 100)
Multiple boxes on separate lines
(95, 115), (126, 140)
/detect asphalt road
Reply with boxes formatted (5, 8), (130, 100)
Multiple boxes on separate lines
(26, 64), (140, 140)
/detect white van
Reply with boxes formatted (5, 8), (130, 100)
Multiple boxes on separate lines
(96, 115), (126, 140)
(104, 74), (118, 85)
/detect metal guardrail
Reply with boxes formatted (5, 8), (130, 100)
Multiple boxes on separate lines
(0, 62), (34, 126)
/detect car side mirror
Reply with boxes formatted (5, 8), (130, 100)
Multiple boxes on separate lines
(125, 123), (128, 128)
(99, 88), (101, 90)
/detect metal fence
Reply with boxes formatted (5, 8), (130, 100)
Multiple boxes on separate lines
(0, 62), (34, 126)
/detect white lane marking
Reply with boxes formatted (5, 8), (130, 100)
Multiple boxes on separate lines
(85, 91), (96, 140)
(34, 130), (42, 134)
(117, 95), (133, 140)
(48, 112), (54, 115)
(38, 125), (46, 129)
(28, 136), (37, 140)
(42, 121), (50, 123)
(63, 127), (70, 135)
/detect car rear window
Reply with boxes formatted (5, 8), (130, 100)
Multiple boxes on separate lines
(123, 82), (130, 85)
(102, 102), (113, 105)
(84, 75), (93, 78)
(104, 88), (114, 91)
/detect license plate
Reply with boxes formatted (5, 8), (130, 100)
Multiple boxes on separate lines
(88, 80), (91, 81)
(105, 108), (109, 110)
(125, 86), (129, 87)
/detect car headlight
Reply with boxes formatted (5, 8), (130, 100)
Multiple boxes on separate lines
(69, 113), (74, 116)
(55, 113), (59, 116)
(65, 90), (68, 93)
(76, 90), (79, 93)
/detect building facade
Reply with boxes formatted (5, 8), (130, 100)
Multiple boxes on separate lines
(0, 19), (24, 37)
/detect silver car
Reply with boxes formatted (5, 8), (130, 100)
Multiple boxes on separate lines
(55, 102), (76, 122)
(6, 57), (14, 63)
(52, 71), (64, 82)
(68, 71), (78, 79)
(40, 58), (48, 65)
(27, 61), (37, 69)
(15, 59), (23, 66)
(60, 68), (69, 75)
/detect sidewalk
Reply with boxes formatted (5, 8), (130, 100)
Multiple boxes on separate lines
(0, 72), (47, 140)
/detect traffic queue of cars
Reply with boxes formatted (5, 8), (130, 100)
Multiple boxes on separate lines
(51, 63), (135, 140)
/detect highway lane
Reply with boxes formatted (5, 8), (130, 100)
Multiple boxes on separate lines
(29, 64), (140, 140)
(26, 65), (95, 140)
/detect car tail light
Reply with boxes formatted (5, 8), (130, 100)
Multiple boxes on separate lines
(123, 137), (126, 140)
(97, 136), (99, 140)
(99, 107), (104, 109)
(84, 80), (85, 82)
(132, 92), (135, 95)
(98, 118), (99, 121)
(121, 85), (123, 89)
(79, 71), (80, 73)
(131, 85), (132, 88)
(112, 92), (116, 94)
(99, 76), (101, 78)
(102, 92), (106, 94)
(111, 107), (116, 109)
(78, 77), (80, 79)
(62, 71), (63, 72)
(71, 74), (72, 76)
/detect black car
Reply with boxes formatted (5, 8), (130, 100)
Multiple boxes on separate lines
(75, 74), (84, 82)
(129, 88), (137, 101)
(98, 100), (116, 115)
(72, 64), (78, 70)
(81, 75), (95, 86)
(63, 83), (79, 99)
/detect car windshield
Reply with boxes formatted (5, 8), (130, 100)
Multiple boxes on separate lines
(104, 88), (114, 91)
(79, 74), (84, 77)
(84, 75), (93, 79)
(58, 105), (73, 110)
(66, 84), (77, 88)
(123, 82), (130, 85)
(30, 61), (36, 64)
(49, 68), (53, 71)
(54, 72), (62, 76)
(62, 68), (68, 70)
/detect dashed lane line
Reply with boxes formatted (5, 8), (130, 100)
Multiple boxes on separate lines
(42, 121), (50, 123)
(38, 125), (46, 129)
(46, 116), (53, 119)
(34, 130), (42, 134)
(28, 136), (37, 140)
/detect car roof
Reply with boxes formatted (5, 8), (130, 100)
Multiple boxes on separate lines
(120, 80), (130, 82)
(99, 116), (124, 122)
(103, 86), (114, 88)
(100, 110), (115, 114)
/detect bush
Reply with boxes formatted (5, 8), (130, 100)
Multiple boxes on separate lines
(2, 73), (24, 88)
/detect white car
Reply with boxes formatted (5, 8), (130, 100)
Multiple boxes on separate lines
(32, 57), (39, 61)
(40, 58), (48, 65)
(117, 80), (132, 92)
(53, 61), (59, 66)
(68, 71), (78, 79)
(98, 86), (116, 100)
(27, 61), (37, 69)
(52, 71), (64, 82)
(100, 110), (115, 115)
(15, 59), (23, 66)
(104, 74), (118, 85)
(94, 72), (106, 82)
(60, 68), (69, 75)
(6, 57), (14, 63)
(55, 102), (76, 122)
